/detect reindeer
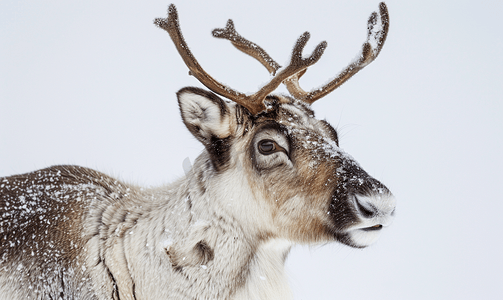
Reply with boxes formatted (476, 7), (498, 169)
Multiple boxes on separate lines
(0, 2), (395, 299)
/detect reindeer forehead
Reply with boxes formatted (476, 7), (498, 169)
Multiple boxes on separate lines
(251, 99), (333, 141)
(278, 101), (347, 158)
(277, 102), (316, 128)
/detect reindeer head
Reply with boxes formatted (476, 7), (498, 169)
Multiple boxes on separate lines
(155, 3), (395, 248)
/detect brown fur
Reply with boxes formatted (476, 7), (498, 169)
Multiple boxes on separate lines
(0, 165), (137, 298)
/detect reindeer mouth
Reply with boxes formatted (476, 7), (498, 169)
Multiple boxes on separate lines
(360, 224), (383, 231)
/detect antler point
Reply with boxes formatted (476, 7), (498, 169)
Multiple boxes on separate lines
(168, 4), (177, 14)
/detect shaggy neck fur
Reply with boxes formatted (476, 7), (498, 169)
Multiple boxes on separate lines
(84, 152), (294, 300)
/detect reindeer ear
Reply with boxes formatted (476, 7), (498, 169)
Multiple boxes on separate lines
(177, 87), (233, 144)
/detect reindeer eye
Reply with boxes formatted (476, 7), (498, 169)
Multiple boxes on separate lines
(258, 140), (277, 155)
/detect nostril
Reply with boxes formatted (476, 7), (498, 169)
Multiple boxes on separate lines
(355, 196), (375, 218)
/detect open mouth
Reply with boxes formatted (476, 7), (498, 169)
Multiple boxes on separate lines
(361, 224), (383, 231)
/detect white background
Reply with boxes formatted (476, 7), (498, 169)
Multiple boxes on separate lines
(1, 0), (502, 299)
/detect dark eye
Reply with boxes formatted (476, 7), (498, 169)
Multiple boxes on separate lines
(258, 140), (277, 155)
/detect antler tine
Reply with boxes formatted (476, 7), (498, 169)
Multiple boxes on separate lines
(372, 2), (390, 57)
(283, 2), (390, 104)
(212, 20), (281, 76)
(246, 32), (327, 106)
(155, 4), (267, 115)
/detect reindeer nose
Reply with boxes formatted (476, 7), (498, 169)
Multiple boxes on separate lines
(354, 193), (396, 222)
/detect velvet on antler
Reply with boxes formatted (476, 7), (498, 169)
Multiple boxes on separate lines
(155, 2), (389, 113)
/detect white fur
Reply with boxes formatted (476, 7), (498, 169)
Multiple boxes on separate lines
(178, 92), (231, 139)
(233, 239), (293, 300)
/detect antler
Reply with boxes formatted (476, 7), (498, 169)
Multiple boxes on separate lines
(155, 3), (388, 113)
(212, 20), (281, 76)
(283, 2), (389, 104)
(155, 4), (326, 115)
(154, 5), (254, 111)
(212, 3), (389, 105)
